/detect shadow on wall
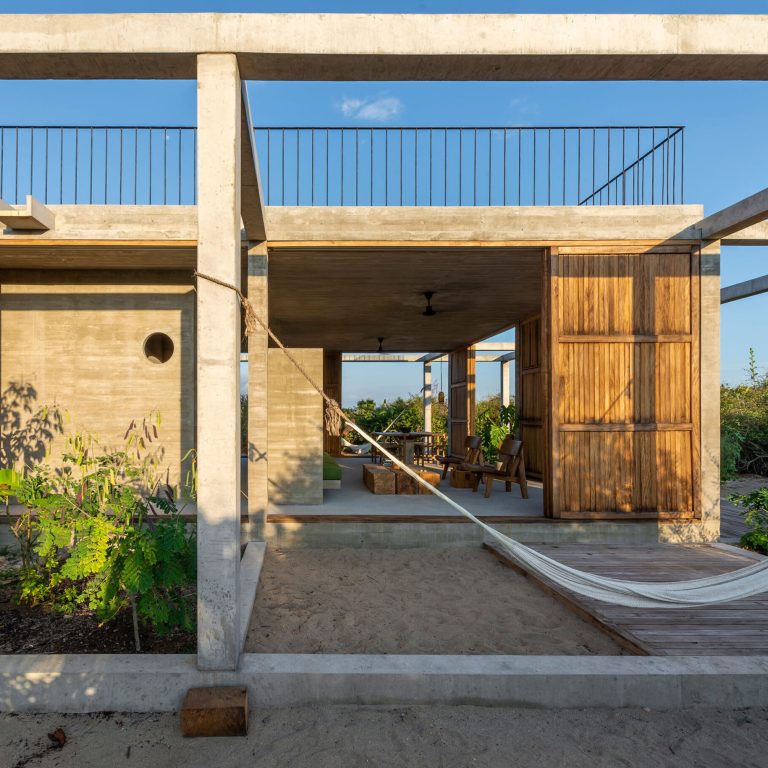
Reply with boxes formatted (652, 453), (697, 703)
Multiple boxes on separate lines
(0, 382), (63, 468)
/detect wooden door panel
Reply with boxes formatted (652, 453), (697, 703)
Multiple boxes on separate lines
(548, 248), (700, 519)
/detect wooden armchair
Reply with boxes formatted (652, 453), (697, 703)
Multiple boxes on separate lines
(436, 435), (482, 479)
(466, 436), (528, 499)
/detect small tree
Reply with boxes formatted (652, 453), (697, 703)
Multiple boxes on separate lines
(13, 413), (196, 651)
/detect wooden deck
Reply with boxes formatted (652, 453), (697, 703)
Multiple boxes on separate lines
(485, 542), (768, 656)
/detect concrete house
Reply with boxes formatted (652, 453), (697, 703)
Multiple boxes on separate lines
(1, 13), (768, 697)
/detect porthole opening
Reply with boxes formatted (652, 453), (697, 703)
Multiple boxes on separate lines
(144, 332), (174, 364)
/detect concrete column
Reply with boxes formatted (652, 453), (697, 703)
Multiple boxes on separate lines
(247, 242), (268, 535)
(700, 241), (721, 540)
(196, 53), (242, 671)
(500, 360), (511, 407)
(423, 361), (432, 432)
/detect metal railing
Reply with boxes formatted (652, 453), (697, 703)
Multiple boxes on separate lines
(255, 126), (684, 207)
(0, 124), (684, 207)
(0, 126), (197, 205)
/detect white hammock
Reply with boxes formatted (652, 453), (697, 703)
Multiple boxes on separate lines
(344, 419), (768, 609)
(192, 270), (768, 611)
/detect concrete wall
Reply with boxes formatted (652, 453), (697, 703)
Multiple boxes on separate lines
(0, 269), (195, 489)
(267, 348), (323, 505)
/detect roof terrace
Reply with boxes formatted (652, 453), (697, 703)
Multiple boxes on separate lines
(0, 124), (684, 208)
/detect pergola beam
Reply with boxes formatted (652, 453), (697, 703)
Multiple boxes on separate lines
(1, 14), (768, 80)
(240, 84), (267, 241)
(697, 187), (768, 241)
(721, 275), (768, 304)
(339, 352), (516, 363)
(721, 221), (768, 246)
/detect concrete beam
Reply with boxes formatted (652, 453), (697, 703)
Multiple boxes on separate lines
(697, 187), (768, 241)
(721, 274), (768, 304)
(3, 653), (768, 713)
(240, 85), (267, 241)
(0, 195), (55, 231)
(1, 15), (768, 80)
(196, 53), (242, 671)
(266, 206), (704, 244)
(342, 353), (428, 363)
(722, 221), (768, 246)
(500, 360), (511, 407)
(0, 205), (197, 242)
(475, 341), (515, 351)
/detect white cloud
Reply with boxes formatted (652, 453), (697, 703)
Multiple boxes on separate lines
(340, 97), (364, 117)
(337, 95), (403, 122)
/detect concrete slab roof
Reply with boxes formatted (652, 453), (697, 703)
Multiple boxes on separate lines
(0, 14), (767, 80)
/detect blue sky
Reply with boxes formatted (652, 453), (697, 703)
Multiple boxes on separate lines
(3, 1), (768, 404)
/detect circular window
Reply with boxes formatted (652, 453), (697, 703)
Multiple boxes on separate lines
(144, 333), (174, 364)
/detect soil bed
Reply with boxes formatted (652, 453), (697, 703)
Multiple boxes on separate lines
(0, 554), (194, 654)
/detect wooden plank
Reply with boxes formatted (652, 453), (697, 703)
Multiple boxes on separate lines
(267, 513), (549, 524)
(558, 334), (692, 343)
(545, 247), (559, 517)
(560, 422), (693, 432)
(482, 542), (768, 656)
(690, 247), (702, 518)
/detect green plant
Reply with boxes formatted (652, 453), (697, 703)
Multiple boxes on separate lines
(720, 349), (768, 480)
(476, 398), (518, 461)
(730, 486), (768, 555)
(13, 413), (196, 650)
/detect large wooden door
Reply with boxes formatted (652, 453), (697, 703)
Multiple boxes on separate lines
(546, 246), (700, 520)
(517, 316), (545, 483)
(448, 346), (476, 454)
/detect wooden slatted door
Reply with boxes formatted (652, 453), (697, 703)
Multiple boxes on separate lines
(448, 346), (476, 454)
(517, 316), (545, 482)
(547, 247), (700, 520)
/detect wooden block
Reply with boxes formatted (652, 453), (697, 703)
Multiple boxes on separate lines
(450, 468), (476, 489)
(181, 686), (248, 737)
(395, 466), (441, 495)
(362, 463), (396, 494)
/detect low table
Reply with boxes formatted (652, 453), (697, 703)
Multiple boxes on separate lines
(363, 463), (441, 495)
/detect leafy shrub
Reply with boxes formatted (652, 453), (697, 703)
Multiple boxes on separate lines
(730, 486), (768, 555)
(477, 399), (518, 461)
(8, 414), (196, 650)
(720, 349), (768, 480)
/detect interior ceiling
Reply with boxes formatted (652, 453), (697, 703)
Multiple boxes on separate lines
(267, 248), (543, 353)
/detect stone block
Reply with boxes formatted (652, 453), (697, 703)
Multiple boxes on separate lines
(180, 686), (248, 737)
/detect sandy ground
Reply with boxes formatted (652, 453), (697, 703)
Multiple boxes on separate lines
(245, 547), (621, 654)
(2, 706), (767, 768)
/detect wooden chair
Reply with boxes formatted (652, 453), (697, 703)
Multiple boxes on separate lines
(467, 436), (528, 499)
(436, 435), (482, 480)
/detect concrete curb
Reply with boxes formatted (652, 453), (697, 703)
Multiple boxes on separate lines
(238, 541), (266, 653)
(2, 654), (768, 713)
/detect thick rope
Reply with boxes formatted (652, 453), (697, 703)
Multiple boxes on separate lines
(194, 270), (343, 438)
(194, 270), (768, 609)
